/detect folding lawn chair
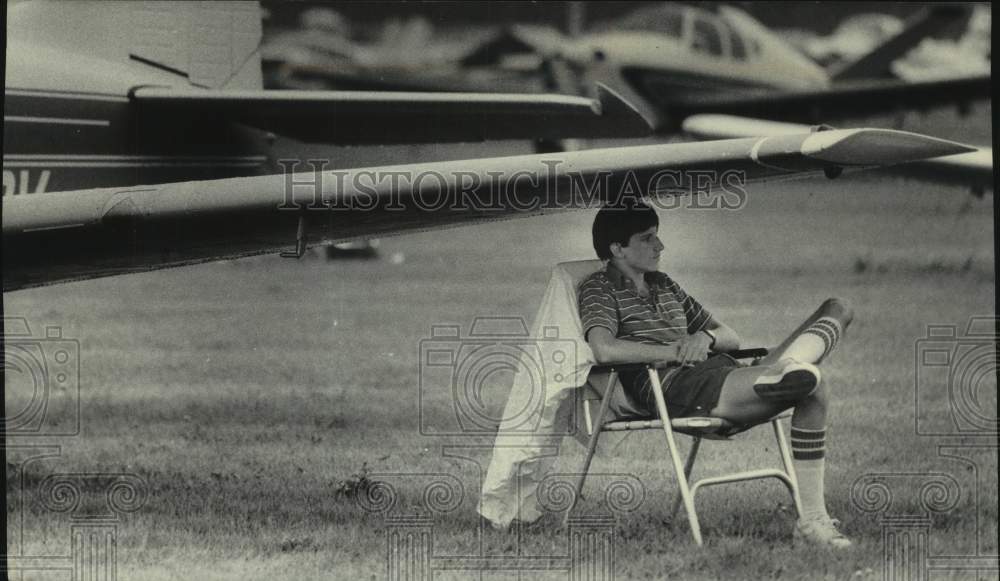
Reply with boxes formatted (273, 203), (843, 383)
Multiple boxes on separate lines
(556, 261), (802, 546)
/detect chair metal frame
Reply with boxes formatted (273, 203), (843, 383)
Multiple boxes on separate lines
(564, 351), (802, 546)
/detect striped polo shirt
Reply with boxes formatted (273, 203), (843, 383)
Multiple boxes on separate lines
(578, 262), (713, 346)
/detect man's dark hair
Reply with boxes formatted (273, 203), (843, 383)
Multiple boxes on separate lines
(591, 199), (659, 260)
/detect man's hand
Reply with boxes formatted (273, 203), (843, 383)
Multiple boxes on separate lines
(676, 332), (713, 367)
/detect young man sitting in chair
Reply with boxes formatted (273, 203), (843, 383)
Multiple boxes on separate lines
(578, 199), (854, 548)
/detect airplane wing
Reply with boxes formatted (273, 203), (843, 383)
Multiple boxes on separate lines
(663, 75), (991, 128)
(3, 129), (971, 291)
(682, 114), (992, 196)
(131, 84), (649, 143)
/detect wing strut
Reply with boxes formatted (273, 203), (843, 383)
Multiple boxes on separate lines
(279, 210), (308, 259)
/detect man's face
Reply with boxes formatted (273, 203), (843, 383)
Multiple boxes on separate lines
(614, 225), (664, 273)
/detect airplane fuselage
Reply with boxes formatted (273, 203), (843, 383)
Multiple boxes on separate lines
(3, 0), (274, 196)
(3, 88), (273, 196)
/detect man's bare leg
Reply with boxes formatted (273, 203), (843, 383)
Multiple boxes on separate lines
(710, 298), (854, 548)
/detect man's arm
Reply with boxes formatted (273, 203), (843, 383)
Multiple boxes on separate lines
(705, 317), (740, 353)
(675, 317), (741, 365)
(667, 275), (739, 360)
(586, 326), (682, 366)
(586, 319), (740, 368)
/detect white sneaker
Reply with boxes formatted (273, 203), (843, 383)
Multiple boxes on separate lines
(794, 516), (853, 549)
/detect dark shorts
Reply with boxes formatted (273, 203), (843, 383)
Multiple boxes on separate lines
(621, 354), (742, 418)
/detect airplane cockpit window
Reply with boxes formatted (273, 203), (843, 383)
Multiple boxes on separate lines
(691, 16), (723, 56)
(716, 19), (749, 61)
(729, 30), (748, 60)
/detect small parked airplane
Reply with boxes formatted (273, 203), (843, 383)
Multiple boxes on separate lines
(2, 1), (975, 291)
(481, 4), (989, 131)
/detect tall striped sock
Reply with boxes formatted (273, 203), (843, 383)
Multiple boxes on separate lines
(781, 317), (843, 365)
(791, 426), (828, 521)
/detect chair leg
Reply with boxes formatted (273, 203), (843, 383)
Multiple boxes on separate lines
(772, 418), (802, 518)
(564, 371), (618, 527)
(647, 368), (703, 546)
(670, 437), (702, 519)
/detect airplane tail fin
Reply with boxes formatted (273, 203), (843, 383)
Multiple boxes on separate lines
(7, 0), (264, 90)
(830, 5), (971, 81)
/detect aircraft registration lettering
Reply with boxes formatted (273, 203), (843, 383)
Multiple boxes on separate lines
(2, 169), (51, 196)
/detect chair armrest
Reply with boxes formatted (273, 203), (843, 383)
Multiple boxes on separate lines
(724, 348), (769, 360)
(590, 362), (655, 373)
(590, 347), (768, 373)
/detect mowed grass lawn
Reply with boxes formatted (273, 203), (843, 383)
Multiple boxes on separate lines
(5, 108), (996, 580)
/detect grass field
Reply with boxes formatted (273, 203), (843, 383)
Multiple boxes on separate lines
(5, 106), (996, 580)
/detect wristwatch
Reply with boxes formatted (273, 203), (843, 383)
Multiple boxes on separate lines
(702, 328), (717, 349)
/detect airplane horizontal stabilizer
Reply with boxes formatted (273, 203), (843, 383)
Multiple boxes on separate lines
(130, 83), (650, 144)
(682, 114), (992, 194)
(3, 129), (972, 290)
